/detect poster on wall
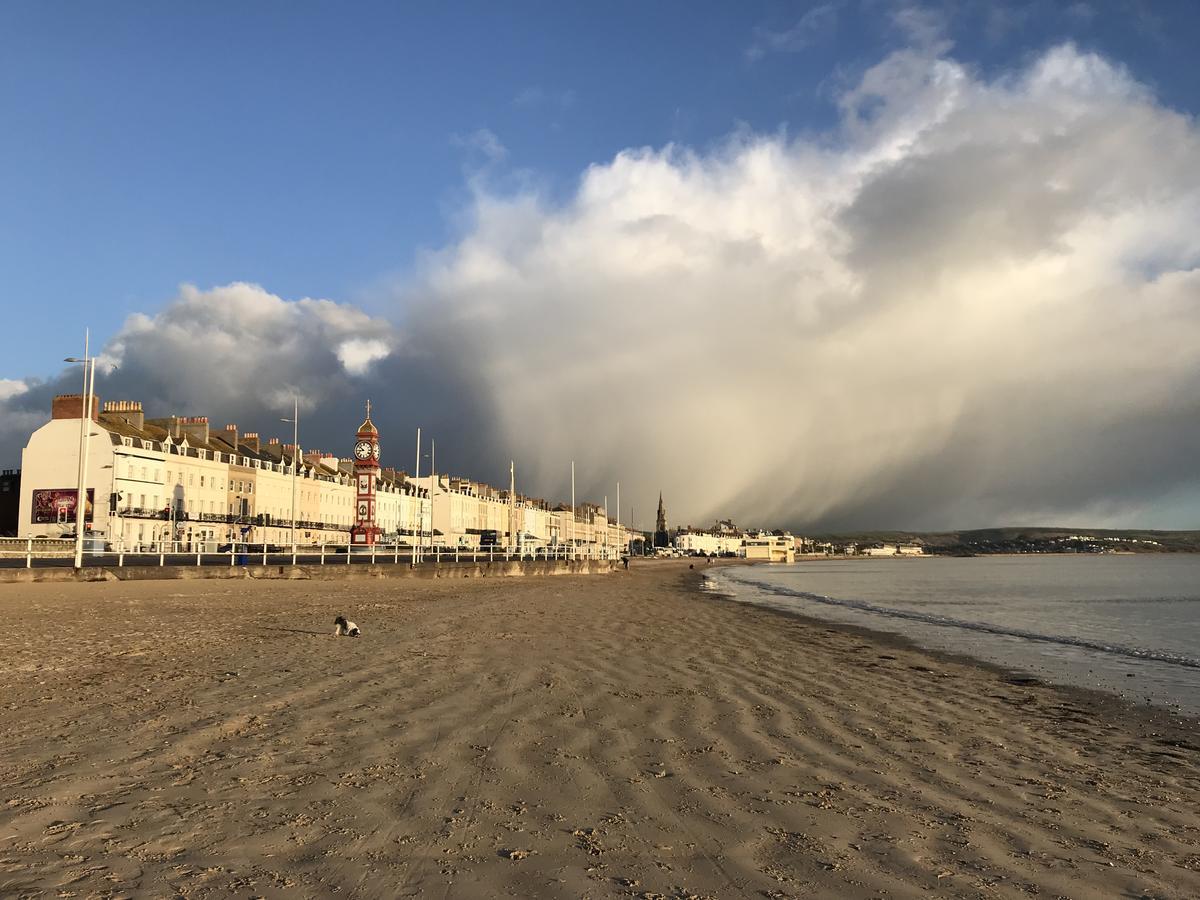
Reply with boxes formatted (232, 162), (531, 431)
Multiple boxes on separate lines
(31, 488), (94, 524)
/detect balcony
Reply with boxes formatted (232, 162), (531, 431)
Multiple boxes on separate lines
(121, 507), (168, 519)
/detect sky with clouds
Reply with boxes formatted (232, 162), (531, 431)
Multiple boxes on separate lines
(3, 1), (1200, 533)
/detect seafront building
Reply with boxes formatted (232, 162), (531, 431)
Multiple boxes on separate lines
(739, 531), (796, 563)
(16, 393), (631, 555)
(862, 542), (926, 557)
(673, 520), (746, 556)
(672, 521), (796, 563)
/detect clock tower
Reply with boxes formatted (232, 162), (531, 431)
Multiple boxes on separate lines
(350, 400), (383, 545)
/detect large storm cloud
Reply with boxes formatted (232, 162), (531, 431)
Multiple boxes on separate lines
(4, 42), (1200, 531)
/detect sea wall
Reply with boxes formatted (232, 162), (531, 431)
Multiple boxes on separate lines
(0, 558), (618, 584)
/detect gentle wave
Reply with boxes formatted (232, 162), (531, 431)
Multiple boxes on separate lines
(719, 571), (1200, 671)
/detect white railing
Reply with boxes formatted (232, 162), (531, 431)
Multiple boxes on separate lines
(0, 537), (620, 569)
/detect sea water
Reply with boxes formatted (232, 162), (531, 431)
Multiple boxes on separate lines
(708, 554), (1200, 717)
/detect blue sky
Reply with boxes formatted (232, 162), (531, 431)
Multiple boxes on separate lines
(4, 1), (1200, 380)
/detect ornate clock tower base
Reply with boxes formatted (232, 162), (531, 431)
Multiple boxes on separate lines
(350, 401), (384, 546)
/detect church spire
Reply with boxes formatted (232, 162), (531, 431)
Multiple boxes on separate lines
(654, 492), (669, 548)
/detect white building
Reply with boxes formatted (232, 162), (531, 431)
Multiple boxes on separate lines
(863, 543), (898, 557)
(18, 392), (629, 556)
(674, 530), (743, 555)
(739, 532), (796, 563)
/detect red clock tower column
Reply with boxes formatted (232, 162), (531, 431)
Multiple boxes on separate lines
(350, 401), (383, 545)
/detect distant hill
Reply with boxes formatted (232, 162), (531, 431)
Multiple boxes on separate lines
(808, 527), (1200, 555)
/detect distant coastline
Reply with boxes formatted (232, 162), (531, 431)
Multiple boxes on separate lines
(810, 527), (1200, 556)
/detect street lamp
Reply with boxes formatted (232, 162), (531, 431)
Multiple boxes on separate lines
(281, 397), (299, 565)
(616, 481), (621, 557)
(428, 439), (436, 554)
(65, 330), (97, 569)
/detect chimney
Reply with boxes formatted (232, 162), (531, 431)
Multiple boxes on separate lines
(52, 393), (101, 422)
(217, 423), (239, 451)
(177, 416), (209, 445)
(146, 415), (183, 438)
(268, 437), (280, 446)
(242, 431), (260, 452)
(100, 400), (144, 429)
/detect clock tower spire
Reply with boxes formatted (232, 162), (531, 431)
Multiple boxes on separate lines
(350, 400), (383, 546)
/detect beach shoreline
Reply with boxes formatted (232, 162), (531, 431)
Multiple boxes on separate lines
(698, 560), (1200, 735)
(2, 560), (1198, 897)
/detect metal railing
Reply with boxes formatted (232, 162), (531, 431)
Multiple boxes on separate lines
(0, 537), (620, 570)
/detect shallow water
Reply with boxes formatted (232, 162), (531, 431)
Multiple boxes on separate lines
(709, 554), (1200, 716)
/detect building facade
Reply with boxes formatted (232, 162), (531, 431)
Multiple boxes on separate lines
(739, 532), (797, 563)
(17, 393), (629, 556)
(673, 530), (744, 555)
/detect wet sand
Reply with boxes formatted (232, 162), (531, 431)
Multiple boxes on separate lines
(1, 560), (1198, 898)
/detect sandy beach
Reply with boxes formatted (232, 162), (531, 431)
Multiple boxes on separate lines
(2, 561), (1198, 899)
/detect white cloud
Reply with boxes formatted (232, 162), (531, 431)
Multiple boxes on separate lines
(401, 42), (1200, 529)
(452, 128), (508, 165)
(0, 283), (398, 466)
(336, 338), (392, 376)
(6, 41), (1200, 532)
(889, 3), (950, 50)
(747, 3), (840, 61)
(0, 379), (28, 402)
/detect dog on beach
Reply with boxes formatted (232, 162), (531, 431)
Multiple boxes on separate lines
(334, 615), (361, 637)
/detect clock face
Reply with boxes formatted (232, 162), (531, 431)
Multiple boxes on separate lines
(354, 440), (372, 460)
(371, 443), (380, 460)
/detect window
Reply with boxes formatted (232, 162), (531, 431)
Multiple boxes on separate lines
(200, 475), (205, 487)
(123, 437), (133, 447)
(141, 466), (147, 480)
(166, 470), (172, 482)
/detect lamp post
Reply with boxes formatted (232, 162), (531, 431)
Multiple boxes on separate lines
(509, 460), (517, 555)
(604, 495), (608, 559)
(281, 397), (299, 564)
(422, 449), (433, 555)
(413, 428), (421, 562)
(65, 331), (97, 569)
(102, 464), (121, 553)
(430, 438), (436, 554)
(616, 481), (621, 556)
